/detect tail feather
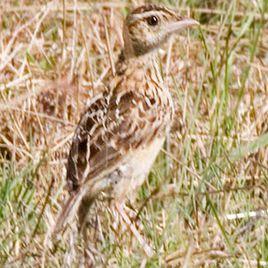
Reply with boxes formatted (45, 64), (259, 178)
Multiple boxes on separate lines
(52, 172), (107, 235)
(52, 188), (86, 235)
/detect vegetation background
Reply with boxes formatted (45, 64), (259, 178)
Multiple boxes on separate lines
(0, 0), (267, 267)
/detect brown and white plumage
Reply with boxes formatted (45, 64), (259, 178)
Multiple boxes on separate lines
(54, 4), (198, 234)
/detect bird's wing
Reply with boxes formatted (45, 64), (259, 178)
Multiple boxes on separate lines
(66, 84), (165, 194)
(53, 74), (171, 234)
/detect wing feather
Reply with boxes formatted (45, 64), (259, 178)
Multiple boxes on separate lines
(66, 85), (167, 194)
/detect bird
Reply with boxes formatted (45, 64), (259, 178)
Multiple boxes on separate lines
(53, 3), (198, 248)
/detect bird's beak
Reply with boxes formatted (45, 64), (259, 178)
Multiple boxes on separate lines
(167, 18), (199, 34)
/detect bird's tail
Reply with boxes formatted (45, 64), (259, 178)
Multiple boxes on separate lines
(52, 188), (86, 235)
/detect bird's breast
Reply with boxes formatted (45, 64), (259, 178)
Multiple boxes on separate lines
(107, 137), (165, 201)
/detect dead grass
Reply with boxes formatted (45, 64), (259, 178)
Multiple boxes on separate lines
(0, 0), (267, 267)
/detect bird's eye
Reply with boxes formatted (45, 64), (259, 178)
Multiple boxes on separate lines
(147, 15), (159, 26)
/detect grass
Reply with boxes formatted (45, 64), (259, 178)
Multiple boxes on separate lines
(0, 0), (267, 267)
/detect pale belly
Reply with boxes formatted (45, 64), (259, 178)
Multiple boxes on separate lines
(107, 137), (165, 200)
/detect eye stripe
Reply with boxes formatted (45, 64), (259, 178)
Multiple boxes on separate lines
(128, 11), (163, 27)
(162, 13), (169, 20)
(131, 4), (177, 17)
(131, 10), (162, 21)
(127, 7), (179, 27)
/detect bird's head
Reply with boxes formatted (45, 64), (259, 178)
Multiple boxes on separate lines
(123, 4), (199, 58)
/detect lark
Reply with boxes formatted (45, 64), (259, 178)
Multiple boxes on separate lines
(54, 4), (198, 250)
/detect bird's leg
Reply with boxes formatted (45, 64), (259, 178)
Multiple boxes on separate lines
(115, 203), (153, 257)
(78, 196), (96, 267)
(78, 196), (95, 232)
